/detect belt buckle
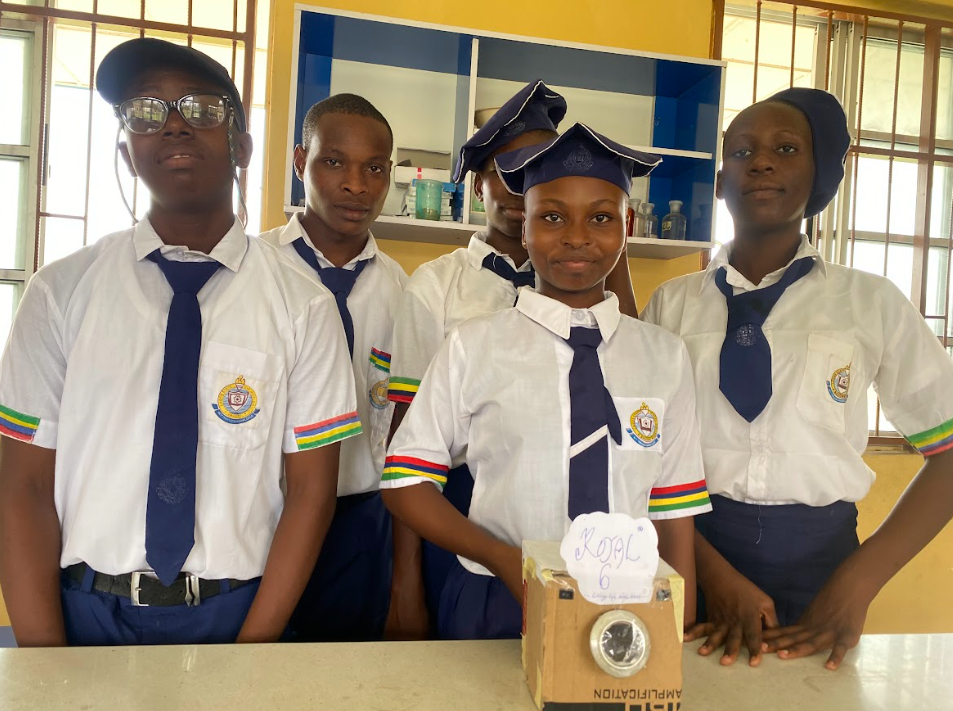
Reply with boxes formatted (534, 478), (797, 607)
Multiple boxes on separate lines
(130, 572), (148, 607)
(184, 574), (202, 607)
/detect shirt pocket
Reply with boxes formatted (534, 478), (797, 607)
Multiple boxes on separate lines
(611, 396), (666, 455)
(795, 333), (855, 434)
(365, 346), (395, 454)
(199, 340), (282, 451)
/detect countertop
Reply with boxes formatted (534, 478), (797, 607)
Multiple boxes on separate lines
(0, 635), (950, 710)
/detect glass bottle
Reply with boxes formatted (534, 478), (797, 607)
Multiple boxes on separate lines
(642, 202), (658, 239)
(661, 200), (687, 240)
(626, 198), (643, 238)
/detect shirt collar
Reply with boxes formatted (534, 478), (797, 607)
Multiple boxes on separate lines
(515, 289), (621, 342)
(465, 233), (533, 273)
(699, 233), (827, 294)
(277, 212), (378, 269)
(132, 215), (248, 272)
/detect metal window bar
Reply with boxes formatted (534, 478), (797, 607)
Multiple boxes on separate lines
(0, 0), (257, 256)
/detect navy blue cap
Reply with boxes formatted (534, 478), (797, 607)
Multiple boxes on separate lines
(768, 87), (850, 218)
(96, 38), (246, 132)
(452, 80), (567, 183)
(494, 123), (661, 196)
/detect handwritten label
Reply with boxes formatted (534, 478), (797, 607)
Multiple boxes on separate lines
(559, 513), (659, 604)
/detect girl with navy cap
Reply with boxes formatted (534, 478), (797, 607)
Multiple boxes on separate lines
(382, 124), (712, 640)
(386, 81), (639, 635)
(643, 88), (953, 670)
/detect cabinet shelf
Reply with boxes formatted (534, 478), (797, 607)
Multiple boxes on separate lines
(287, 8), (725, 258)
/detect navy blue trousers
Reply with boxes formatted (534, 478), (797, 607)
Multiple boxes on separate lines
(289, 491), (393, 642)
(61, 568), (260, 646)
(695, 494), (859, 626)
(422, 464), (473, 631)
(437, 559), (522, 640)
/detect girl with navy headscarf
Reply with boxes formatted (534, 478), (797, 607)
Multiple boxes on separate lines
(643, 88), (953, 670)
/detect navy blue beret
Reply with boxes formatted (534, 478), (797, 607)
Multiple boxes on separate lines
(452, 80), (567, 183)
(768, 87), (850, 218)
(494, 123), (661, 196)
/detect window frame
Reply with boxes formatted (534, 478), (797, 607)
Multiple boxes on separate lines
(0, 18), (42, 289)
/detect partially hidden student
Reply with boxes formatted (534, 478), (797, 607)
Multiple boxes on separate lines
(381, 123), (712, 640)
(0, 38), (359, 646)
(259, 93), (408, 641)
(386, 80), (641, 631)
(642, 88), (953, 670)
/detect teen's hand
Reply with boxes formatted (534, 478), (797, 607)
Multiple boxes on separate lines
(761, 565), (873, 670)
(684, 565), (779, 667)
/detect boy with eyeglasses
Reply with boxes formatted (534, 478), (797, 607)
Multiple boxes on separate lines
(0, 38), (359, 647)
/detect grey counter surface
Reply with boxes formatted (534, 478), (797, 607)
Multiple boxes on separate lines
(0, 635), (950, 710)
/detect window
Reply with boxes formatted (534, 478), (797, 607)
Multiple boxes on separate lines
(718, 2), (953, 443)
(0, 0), (268, 346)
(0, 20), (40, 347)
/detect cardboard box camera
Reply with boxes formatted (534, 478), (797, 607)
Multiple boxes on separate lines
(522, 541), (684, 711)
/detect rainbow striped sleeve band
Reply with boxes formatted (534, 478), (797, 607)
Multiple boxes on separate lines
(382, 455), (449, 488)
(387, 377), (420, 404)
(0, 404), (39, 443)
(907, 416), (953, 457)
(648, 479), (711, 514)
(369, 348), (391, 373)
(294, 411), (362, 451)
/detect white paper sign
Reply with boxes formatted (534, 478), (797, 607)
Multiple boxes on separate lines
(559, 513), (660, 605)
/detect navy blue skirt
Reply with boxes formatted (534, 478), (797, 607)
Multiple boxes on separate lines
(421, 463), (473, 629)
(695, 494), (859, 626)
(436, 560), (522, 640)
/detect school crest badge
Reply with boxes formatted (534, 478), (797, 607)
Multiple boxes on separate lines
(369, 379), (389, 410)
(213, 375), (260, 424)
(563, 146), (593, 174)
(626, 402), (660, 448)
(827, 365), (850, 404)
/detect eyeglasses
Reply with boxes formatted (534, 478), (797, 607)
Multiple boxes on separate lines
(114, 93), (231, 135)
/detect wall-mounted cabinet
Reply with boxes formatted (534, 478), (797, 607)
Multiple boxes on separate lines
(286, 7), (725, 259)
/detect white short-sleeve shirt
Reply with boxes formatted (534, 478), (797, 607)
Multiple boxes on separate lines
(642, 235), (953, 506)
(0, 217), (361, 580)
(259, 213), (407, 495)
(383, 289), (712, 576)
(387, 233), (534, 404)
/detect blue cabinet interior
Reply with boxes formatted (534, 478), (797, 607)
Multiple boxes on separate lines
(293, 11), (722, 243)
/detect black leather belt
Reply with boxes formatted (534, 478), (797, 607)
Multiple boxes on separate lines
(65, 563), (256, 607)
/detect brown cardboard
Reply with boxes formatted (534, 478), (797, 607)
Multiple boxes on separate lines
(522, 541), (683, 711)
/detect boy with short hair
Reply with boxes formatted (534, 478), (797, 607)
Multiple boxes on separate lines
(259, 93), (408, 641)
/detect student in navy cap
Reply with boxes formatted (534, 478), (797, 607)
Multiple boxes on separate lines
(386, 81), (640, 635)
(643, 88), (953, 669)
(0, 38), (359, 646)
(382, 123), (711, 640)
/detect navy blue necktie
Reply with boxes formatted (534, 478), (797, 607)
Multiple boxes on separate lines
(565, 327), (622, 520)
(481, 253), (535, 289)
(292, 237), (368, 356)
(715, 257), (815, 423)
(145, 250), (221, 586)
